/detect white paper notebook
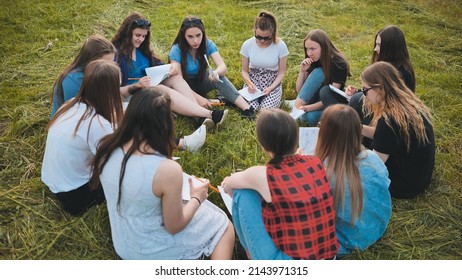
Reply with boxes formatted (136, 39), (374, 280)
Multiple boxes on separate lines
(299, 127), (320, 155)
(218, 186), (233, 216)
(181, 172), (206, 200)
(145, 64), (171, 86)
(239, 87), (265, 102)
(290, 107), (305, 120)
(329, 84), (351, 101)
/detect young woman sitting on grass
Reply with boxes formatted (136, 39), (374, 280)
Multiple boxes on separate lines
(50, 34), (204, 152)
(286, 29), (350, 126)
(50, 35), (116, 118)
(240, 11), (289, 111)
(360, 62), (435, 199)
(222, 109), (338, 260)
(315, 104), (391, 257)
(42, 60), (124, 215)
(169, 16), (255, 118)
(112, 11), (227, 129)
(91, 88), (235, 260)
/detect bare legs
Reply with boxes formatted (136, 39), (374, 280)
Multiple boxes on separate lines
(210, 221), (235, 260)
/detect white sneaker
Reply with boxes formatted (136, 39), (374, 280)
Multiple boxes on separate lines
(284, 99), (296, 110)
(183, 125), (206, 152)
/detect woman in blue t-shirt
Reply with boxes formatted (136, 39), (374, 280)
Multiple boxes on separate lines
(112, 12), (228, 129)
(169, 16), (255, 119)
(50, 35), (116, 118)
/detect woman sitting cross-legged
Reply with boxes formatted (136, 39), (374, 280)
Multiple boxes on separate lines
(91, 87), (235, 260)
(222, 108), (338, 260)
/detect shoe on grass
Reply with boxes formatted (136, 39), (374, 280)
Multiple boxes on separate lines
(240, 106), (256, 120)
(284, 99), (295, 110)
(183, 125), (206, 153)
(211, 109), (228, 125)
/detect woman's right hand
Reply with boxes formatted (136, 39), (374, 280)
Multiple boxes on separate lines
(300, 58), (314, 72)
(189, 177), (208, 203)
(345, 85), (358, 96)
(137, 76), (151, 88)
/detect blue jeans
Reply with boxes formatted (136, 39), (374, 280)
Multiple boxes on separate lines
(297, 68), (324, 126)
(187, 74), (241, 103)
(232, 189), (292, 260)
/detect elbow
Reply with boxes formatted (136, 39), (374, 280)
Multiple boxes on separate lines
(165, 223), (184, 235)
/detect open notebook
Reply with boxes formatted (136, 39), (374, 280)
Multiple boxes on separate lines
(239, 87), (265, 102)
(145, 64), (171, 86)
(299, 127), (320, 155)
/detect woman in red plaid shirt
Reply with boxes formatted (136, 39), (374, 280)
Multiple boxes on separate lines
(222, 109), (338, 259)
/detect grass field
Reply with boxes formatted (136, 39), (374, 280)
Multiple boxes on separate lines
(0, 0), (461, 259)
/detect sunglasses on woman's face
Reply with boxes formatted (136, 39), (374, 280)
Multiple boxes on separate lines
(255, 34), (272, 41)
(361, 87), (373, 96)
(133, 19), (151, 27)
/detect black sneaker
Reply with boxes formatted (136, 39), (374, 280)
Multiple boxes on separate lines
(211, 109), (228, 125)
(197, 117), (215, 130)
(240, 106), (256, 120)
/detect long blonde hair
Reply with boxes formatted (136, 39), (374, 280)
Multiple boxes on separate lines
(315, 104), (363, 223)
(361, 62), (432, 152)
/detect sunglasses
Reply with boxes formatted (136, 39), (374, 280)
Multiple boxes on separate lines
(360, 87), (373, 96)
(133, 19), (151, 28)
(182, 18), (203, 27)
(255, 34), (272, 41)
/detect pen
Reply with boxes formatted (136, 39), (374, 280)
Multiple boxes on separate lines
(244, 78), (254, 91)
(210, 102), (225, 107)
(193, 176), (219, 193)
(128, 77), (140, 80)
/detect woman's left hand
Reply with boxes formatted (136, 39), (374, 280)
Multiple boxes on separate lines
(263, 87), (272, 95)
(221, 176), (234, 196)
(169, 64), (179, 77)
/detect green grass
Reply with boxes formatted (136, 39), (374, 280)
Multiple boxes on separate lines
(1, 0), (461, 259)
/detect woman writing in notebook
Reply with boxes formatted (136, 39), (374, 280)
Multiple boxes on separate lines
(240, 11), (289, 111)
(112, 12), (227, 128)
(91, 88), (235, 260)
(169, 16), (255, 118)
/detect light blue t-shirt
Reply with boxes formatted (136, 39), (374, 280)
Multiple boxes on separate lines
(169, 39), (218, 79)
(51, 69), (84, 117)
(329, 150), (392, 256)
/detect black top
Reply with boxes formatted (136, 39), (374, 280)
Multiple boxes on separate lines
(397, 65), (415, 92)
(373, 115), (435, 198)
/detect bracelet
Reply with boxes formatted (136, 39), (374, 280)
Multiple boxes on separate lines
(191, 196), (201, 206)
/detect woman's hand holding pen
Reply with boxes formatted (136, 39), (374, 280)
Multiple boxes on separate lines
(137, 76), (151, 88)
(244, 77), (256, 93)
(345, 85), (358, 96)
(188, 177), (208, 205)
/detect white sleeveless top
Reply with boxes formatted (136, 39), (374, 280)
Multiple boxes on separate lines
(100, 148), (229, 259)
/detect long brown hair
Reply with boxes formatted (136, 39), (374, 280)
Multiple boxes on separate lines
(111, 12), (161, 84)
(172, 16), (208, 81)
(361, 62), (432, 152)
(304, 29), (351, 86)
(47, 60), (123, 138)
(52, 35), (115, 108)
(91, 88), (176, 209)
(254, 11), (279, 44)
(315, 104), (363, 223)
(371, 25), (415, 91)
(256, 109), (298, 165)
